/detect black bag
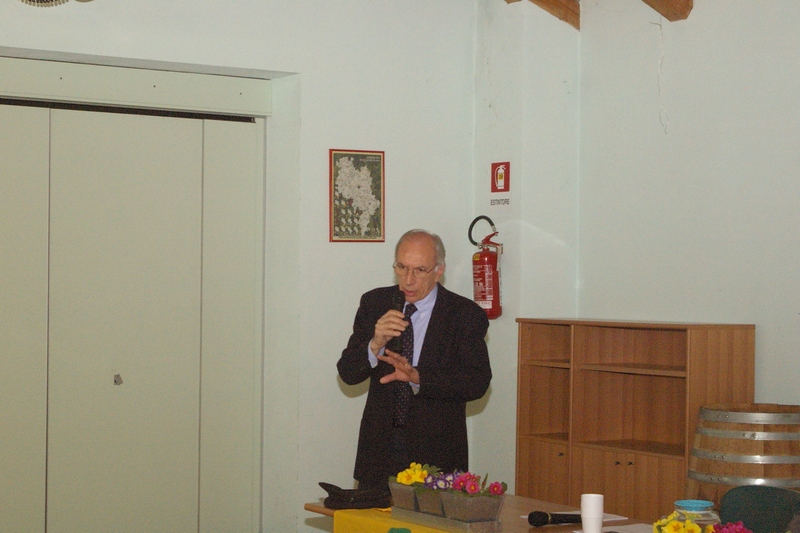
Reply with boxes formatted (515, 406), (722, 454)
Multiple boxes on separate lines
(319, 482), (392, 510)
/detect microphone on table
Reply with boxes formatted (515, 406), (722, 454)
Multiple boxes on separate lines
(528, 511), (583, 527)
(385, 289), (406, 353)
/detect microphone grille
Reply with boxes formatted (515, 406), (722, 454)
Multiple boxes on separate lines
(528, 511), (550, 526)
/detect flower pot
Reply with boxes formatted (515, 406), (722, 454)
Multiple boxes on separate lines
(388, 482), (417, 511)
(415, 489), (444, 516)
(440, 492), (504, 523)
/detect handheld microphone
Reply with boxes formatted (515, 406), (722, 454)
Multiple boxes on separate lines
(385, 290), (406, 353)
(528, 511), (582, 527)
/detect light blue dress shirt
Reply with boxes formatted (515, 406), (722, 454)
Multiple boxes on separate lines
(367, 284), (438, 388)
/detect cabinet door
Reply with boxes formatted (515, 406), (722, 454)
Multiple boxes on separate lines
(517, 438), (569, 504)
(573, 445), (684, 521)
(0, 105), (49, 533)
(571, 446), (632, 516)
(47, 110), (203, 533)
(629, 453), (684, 521)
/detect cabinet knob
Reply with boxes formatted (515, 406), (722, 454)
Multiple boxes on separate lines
(614, 461), (621, 465)
(557, 452), (564, 457)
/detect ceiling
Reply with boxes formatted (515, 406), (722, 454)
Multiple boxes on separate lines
(506, 0), (692, 30)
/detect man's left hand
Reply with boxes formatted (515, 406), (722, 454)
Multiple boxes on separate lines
(377, 348), (420, 385)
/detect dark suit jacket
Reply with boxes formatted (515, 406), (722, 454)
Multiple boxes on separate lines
(337, 283), (491, 487)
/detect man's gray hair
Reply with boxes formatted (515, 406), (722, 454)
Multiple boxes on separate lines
(395, 229), (446, 268)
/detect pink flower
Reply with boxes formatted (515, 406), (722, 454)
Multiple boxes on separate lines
(452, 472), (475, 491)
(465, 479), (481, 494)
(712, 522), (752, 533)
(488, 481), (505, 495)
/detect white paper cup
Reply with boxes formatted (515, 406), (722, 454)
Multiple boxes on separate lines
(580, 493), (604, 513)
(580, 493), (604, 533)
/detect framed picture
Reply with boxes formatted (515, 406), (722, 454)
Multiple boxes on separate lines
(329, 149), (385, 242)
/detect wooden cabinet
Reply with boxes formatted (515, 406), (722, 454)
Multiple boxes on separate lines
(515, 319), (755, 522)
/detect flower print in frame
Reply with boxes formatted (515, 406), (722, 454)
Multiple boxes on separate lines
(329, 149), (385, 242)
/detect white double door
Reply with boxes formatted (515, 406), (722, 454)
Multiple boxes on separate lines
(0, 104), (264, 532)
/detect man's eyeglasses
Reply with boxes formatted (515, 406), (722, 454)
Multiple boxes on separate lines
(393, 262), (438, 279)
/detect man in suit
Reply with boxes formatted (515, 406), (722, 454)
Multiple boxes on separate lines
(337, 229), (492, 489)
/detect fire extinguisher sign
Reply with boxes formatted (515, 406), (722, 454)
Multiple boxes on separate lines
(490, 162), (511, 210)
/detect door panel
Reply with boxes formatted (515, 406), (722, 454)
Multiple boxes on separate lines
(0, 104), (49, 533)
(199, 118), (265, 532)
(47, 109), (203, 533)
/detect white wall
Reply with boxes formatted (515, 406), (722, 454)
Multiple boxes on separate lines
(0, 1), (494, 532)
(578, 0), (800, 405)
(5, 0), (798, 530)
(471, 0), (580, 493)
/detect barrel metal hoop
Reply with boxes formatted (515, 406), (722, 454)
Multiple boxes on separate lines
(688, 470), (800, 488)
(691, 447), (800, 464)
(699, 406), (800, 425)
(695, 426), (800, 441)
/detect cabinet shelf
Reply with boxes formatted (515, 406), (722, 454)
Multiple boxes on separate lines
(522, 432), (569, 443)
(577, 362), (685, 377)
(522, 359), (570, 369)
(575, 439), (684, 458)
(515, 318), (755, 522)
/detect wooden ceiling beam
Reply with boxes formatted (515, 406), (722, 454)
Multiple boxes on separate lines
(506, 0), (580, 30)
(509, 0), (692, 29)
(640, 0), (693, 21)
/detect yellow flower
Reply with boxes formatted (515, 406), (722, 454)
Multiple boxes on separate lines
(654, 515), (673, 528)
(653, 513), (709, 533)
(665, 520), (685, 533)
(396, 470), (414, 485)
(684, 521), (701, 533)
(395, 462), (428, 485)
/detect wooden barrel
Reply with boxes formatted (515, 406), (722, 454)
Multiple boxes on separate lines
(687, 403), (800, 506)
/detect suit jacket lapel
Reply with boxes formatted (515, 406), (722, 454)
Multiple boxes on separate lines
(417, 284), (452, 367)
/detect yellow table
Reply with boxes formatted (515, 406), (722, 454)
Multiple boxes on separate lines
(334, 507), (444, 533)
(304, 494), (645, 533)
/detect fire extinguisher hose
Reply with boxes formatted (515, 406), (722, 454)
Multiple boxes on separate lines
(468, 215), (497, 246)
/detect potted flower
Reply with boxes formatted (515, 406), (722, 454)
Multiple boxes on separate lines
(438, 472), (507, 523)
(388, 463), (438, 512)
(654, 511), (753, 533)
(414, 470), (461, 516)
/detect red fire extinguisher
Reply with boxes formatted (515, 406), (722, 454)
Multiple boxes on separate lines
(469, 216), (503, 319)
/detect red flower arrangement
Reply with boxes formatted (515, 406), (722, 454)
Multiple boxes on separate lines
(449, 472), (507, 497)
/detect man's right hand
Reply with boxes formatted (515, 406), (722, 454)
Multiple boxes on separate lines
(369, 309), (409, 354)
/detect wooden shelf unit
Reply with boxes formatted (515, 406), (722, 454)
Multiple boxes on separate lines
(515, 318), (754, 522)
